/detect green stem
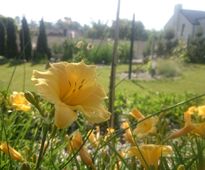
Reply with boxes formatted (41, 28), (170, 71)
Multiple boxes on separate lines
(35, 124), (49, 170)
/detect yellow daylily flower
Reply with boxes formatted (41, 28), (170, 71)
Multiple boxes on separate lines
(198, 105), (205, 119)
(130, 108), (158, 138)
(134, 116), (158, 138)
(128, 144), (172, 170)
(32, 62), (110, 128)
(88, 130), (99, 148)
(104, 127), (115, 141)
(192, 122), (205, 137)
(10, 91), (31, 112)
(87, 43), (94, 50)
(169, 106), (205, 138)
(130, 108), (144, 120)
(76, 41), (84, 49)
(68, 131), (95, 169)
(121, 121), (135, 145)
(106, 127), (115, 134)
(0, 143), (24, 161)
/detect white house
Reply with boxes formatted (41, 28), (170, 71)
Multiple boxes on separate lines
(165, 4), (205, 43)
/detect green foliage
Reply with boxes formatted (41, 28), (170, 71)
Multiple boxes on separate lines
(50, 39), (114, 64)
(5, 18), (18, 59)
(1, 89), (204, 169)
(0, 17), (6, 56)
(19, 17), (32, 61)
(62, 39), (75, 61)
(85, 21), (109, 39)
(84, 19), (148, 40)
(118, 42), (130, 63)
(171, 41), (188, 62)
(110, 19), (148, 40)
(144, 30), (178, 58)
(88, 42), (112, 64)
(186, 32), (205, 63)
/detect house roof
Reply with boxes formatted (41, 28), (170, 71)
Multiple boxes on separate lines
(181, 9), (205, 25)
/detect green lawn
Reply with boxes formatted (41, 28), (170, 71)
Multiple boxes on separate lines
(0, 62), (205, 96)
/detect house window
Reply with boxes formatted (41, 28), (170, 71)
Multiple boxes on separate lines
(181, 24), (185, 36)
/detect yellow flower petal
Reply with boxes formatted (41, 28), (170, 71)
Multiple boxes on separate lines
(55, 102), (78, 128)
(88, 130), (98, 148)
(76, 41), (84, 48)
(10, 91), (31, 111)
(128, 144), (172, 170)
(169, 124), (195, 139)
(70, 131), (84, 150)
(192, 122), (205, 137)
(198, 105), (205, 119)
(32, 62), (110, 128)
(79, 148), (94, 168)
(0, 143), (24, 161)
(69, 131), (95, 168)
(134, 116), (158, 138)
(121, 122), (135, 145)
(130, 108), (144, 120)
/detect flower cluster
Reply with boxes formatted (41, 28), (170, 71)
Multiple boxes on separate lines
(2, 61), (205, 169)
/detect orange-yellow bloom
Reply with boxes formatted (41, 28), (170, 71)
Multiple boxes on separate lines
(104, 127), (115, 141)
(87, 43), (94, 50)
(121, 121), (135, 145)
(198, 105), (205, 119)
(169, 106), (205, 138)
(10, 91), (31, 111)
(68, 131), (95, 169)
(128, 144), (172, 170)
(32, 62), (110, 128)
(134, 116), (158, 138)
(130, 108), (144, 120)
(88, 130), (99, 148)
(76, 41), (84, 49)
(0, 143), (24, 161)
(130, 108), (158, 138)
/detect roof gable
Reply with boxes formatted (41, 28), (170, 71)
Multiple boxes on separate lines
(181, 9), (205, 25)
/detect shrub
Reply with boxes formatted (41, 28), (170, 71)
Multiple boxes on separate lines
(156, 59), (181, 78)
(118, 42), (130, 63)
(88, 42), (112, 64)
(186, 32), (205, 63)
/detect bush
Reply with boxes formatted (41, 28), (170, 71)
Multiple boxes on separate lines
(88, 42), (113, 64)
(118, 42), (130, 63)
(156, 59), (181, 78)
(186, 32), (205, 63)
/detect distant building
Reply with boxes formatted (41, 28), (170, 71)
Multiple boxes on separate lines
(165, 4), (205, 43)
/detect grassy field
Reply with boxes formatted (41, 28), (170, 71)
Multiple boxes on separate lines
(0, 62), (205, 96)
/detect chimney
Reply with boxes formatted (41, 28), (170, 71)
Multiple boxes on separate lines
(174, 4), (182, 15)
(174, 4), (182, 34)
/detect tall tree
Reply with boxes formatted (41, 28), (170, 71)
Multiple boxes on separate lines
(20, 17), (32, 61)
(35, 19), (50, 60)
(111, 19), (148, 40)
(0, 17), (6, 56)
(6, 17), (18, 59)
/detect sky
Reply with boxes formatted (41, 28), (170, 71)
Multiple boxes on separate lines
(0, 0), (205, 30)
